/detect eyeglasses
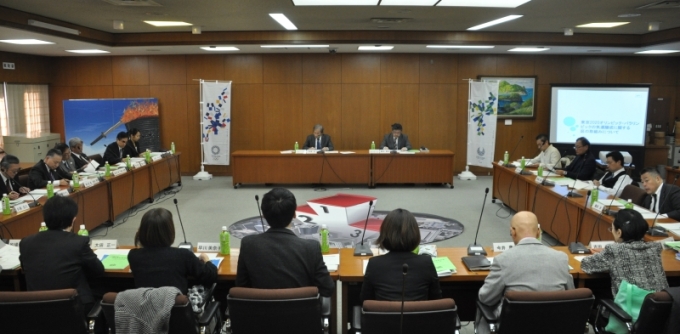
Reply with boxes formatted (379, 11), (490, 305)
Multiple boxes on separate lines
(574, 145), (584, 149)
(7, 168), (21, 174)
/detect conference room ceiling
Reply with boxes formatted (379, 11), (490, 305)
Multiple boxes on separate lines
(1, 0), (680, 56)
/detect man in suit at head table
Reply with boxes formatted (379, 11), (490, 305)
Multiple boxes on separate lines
(475, 211), (574, 334)
(69, 137), (91, 170)
(103, 131), (129, 165)
(641, 166), (680, 221)
(0, 154), (31, 199)
(379, 123), (411, 151)
(235, 187), (334, 297)
(27, 148), (71, 190)
(302, 124), (334, 151)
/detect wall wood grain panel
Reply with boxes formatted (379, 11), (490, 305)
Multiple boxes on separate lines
(263, 54), (302, 84)
(0, 51), (51, 84)
(381, 84), (419, 147)
(302, 54), (341, 84)
(52, 57), (79, 86)
(419, 54), (457, 84)
(341, 84), (381, 149)
(48, 86), (73, 141)
(185, 55), (225, 84)
(72, 86), (114, 99)
(458, 55), (496, 81)
(342, 54), (380, 84)
(571, 57), (607, 84)
(606, 57), (642, 84)
(113, 85), (150, 99)
(75, 57), (113, 86)
(642, 57), (678, 86)
(231, 84), (264, 150)
(149, 55), (186, 85)
(381, 54), (419, 84)
(455, 84), (470, 173)
(150, 85), (190, 173)
(263, 84), (303, 149)
(418, 84), (456, 150)
(225, 55), (263, 84)
(649, 86), (677, 125)
(495, 55), (535, 76)
(535, 56), (571, 84)
(185, 85), (201, 172)
(302, 84), (342, 148)
(112, 56), (149, 86)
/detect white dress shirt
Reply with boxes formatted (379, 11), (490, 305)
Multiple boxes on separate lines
(597, 168), (632, 197)
(529, 144), (561, 168)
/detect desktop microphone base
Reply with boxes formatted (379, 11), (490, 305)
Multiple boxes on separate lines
(467, 244), (487, 256)
(178, 242), (193, 250)
(567, 191), (583, 198)
(353, 244), (374, 256)
(568, 242), (591, 254)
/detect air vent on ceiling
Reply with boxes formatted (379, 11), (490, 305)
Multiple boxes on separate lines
(637, 1), (680, 9)
(102, 0), (162, 6)
(370, 18), (412, 24)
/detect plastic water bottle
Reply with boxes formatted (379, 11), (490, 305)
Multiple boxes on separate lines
(145, 149), (151, 163)
(171, 142), (176, 154)
(72, 172), (79, 189)
(46, 182), (54, 198)
(537, 164), (544, 177)
(320, 224), (330, 253)
(294, 141), (299, 150)
(503, 151), (509, 165)
(2, 194), (10, 215)
(104, 161), (111, 177)
(590, 189), (599, 206)
(39, 222), (47, 232)
(220, 226), (230, 255)
(624, 199), (634, 210)
(520, 156), (526, 169)
(126, 155), (132, 169)
(77, 224), (88, 237)
(371, 141), (376, 150)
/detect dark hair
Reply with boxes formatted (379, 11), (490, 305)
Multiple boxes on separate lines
(43, 196), (78, 230)
(55, 143), (70, 154)
(375, 208), (420, 252)
(606, 151), (624, 165)
(128, 128), (140, 137)
(535, 134), (549, 144)
(576, 137), (590, 148)
(613, 209), (648, 241)
(312, 124), (324, 133)
(45, 148), (62, 158)
(116, 131), (128, 140)
(1, 154), (20, 171)
(135, 208), (175, 247)
(261, 188), (297, 228)
(640, 166), (661, 178)
(391, 123), (403, 131)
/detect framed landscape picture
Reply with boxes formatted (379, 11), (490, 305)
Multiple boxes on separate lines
(478, 76), (536, 119)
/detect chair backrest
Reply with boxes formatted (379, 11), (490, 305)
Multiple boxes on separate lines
(498, 288), (594, 334)
(619, 184), (647, 206)
(361, 298), (457, 334)
(18, 174), (29, 187)
(227, 287), (322, 334)
(89, 154), (104, 166)
(101, 291), (197, 334)
(633, 290), (673, 333)
(0, 288), (88, 334)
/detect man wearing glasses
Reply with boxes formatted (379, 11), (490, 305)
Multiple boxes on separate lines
(555, 137), (596, 180)
(0, 154), (31, 200)
(528, 134), (561, 169)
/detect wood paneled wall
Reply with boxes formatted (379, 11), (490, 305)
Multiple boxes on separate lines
(5, 51), (680, 175)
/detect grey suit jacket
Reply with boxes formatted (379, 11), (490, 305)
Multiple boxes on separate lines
(379, 133), (411, 150)
(302, 134), (334, 151)
(478, 238), (574, 307)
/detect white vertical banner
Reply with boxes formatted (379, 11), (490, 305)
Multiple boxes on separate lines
(467, 80), (499, 168)
(201, 81), (231, 165)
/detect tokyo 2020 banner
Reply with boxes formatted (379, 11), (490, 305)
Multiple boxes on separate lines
(201, 81), (231, 165)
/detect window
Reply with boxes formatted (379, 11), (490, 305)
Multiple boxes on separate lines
(0, 83), (51, 147)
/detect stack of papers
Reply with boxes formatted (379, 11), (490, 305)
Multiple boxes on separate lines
(632, 206), (667, 219)
(596, 199), (627, 207)
(0, 242), (21, 270)
(548, 178), (576, 186)
(323, 254), (339, 272)
(194, 253), (224, 268)
(665, 241), (680, 252)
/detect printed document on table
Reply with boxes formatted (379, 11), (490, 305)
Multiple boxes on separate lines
(632, 206), (667, 219)
(323, 254), (339, 272)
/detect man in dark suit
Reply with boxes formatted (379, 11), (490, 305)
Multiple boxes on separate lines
(0, 154), (30, 199)
(379, 123), (411, 151)
(19, 196), (105, 317)
(69, 137), (91, 170)
(641, 167), (680, 220)
(555, 136), (596, 180)
(27, 148), (70, 189)
(236, 187), (334, 297)
(103, 131), (129, 165)
(302, 124), (334, 151)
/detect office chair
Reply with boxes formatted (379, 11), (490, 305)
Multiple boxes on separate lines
(593, 290), (673, 334)
(0, 288), (100, 334)
(89, 154), (104, 166)
(476, 288), (594, 334)
(100, 285), (221, 334)
(225, 286), (331, 334)
(618, 185), (647, 207)
(352, 298), (460, 334)
(18, 174), (29, 187)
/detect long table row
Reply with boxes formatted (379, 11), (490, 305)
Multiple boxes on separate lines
(492, 162), (678, 245)
(231, 150), (455, 188)
(0, 153), (182, 240)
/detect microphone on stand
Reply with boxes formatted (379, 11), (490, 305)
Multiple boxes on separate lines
(255, 195), (267, 233)
(531, 170), (554, 213)
(24, 190), (41, 208)
(569, 190), (591, 254)
(589, 178), (627, 244)
(566, 157), (587, 198)
(354, 200), (374, 256)
(400, 263), (409, 334)
(504, 136), (524, 168)
(467, 188), (490, 256)
(174, 199), (192, 249)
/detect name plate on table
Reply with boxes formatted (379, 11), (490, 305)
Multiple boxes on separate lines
(137, 161), (147, 167)
(294, 150), (308, 154)
(591, 201), (606, 213)
(197, 242), (221, 252)
(8, 239), (21, 247)
(13, 203), (30, 214)
(151, 155), (162, 162)
(112, 168), (127, 176)
(535, 176), (544, 184)
(493, 242), (515, 252)
(56, 190), (70, 197)
(92, 239), (118, 249)
(589, 241), (615, 249)
(81, 178), (99, 188)
(369, 149), (391, 154)
(515, 167), (522, 174)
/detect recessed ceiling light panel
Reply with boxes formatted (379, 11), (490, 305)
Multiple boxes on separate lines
(468, 15), (523, 30)
(144, 21), (192, 27)
(380, 0), (438, 5)
(0, 39), (54, 45)
(437, 0), (530, 8)
(200, 46), (239, 51)
(66, 49), (110, 54)
(618, 13), (641, 18)
(293, 0), (378, 5)
(635, 50), (680, 54)
(576, 22), (629, 28)
(358, 46), (394, 50)
(426, 45), (494, 49)
(508, 47), (549, 52)
(269, 13), (298, 30)
(260, 45), (329, 48)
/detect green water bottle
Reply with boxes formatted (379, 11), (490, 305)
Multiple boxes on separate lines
(220, 226), (230, 255)
(72, 172), (79, 189)
(294, 141), (299, 150)
(503, 151), (509, 165)
(624, 199), (634, 210)
(2, 194), (11, 215)
(104, 161), (111, 177)
(46, 182), (54, 198)
(171, 141), (176, 154)
(371, 141), (376, 150)
(39, 222), (47, 232)
(590, 189), (599, 206)
(145, 149), (151, 163)
(77, 224), (88, 237)
(320, 224), (330, 253)
(537, 164), (544, 177)
(520, 156), (526, 169)
(126, 155), (132, 169)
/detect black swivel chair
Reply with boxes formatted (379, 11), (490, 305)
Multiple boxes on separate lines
(593, 290), (674, 334)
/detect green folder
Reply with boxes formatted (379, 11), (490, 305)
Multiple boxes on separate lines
(101, 254), (129, 270)
(432, 257), (457, 275)
(665, 241), (680, 252)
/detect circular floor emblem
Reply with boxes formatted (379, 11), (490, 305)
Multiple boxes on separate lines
(229, 210), (464, 248)
(211, 145), (220, 155)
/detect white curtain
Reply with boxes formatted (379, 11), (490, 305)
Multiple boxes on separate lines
(0, 83), (51, 147)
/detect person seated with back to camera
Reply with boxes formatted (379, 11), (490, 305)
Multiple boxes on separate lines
(361, 208), (441, 302)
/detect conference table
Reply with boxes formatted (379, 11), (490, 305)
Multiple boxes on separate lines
(0, 153), (182, 240)
(492, 162), (680, 245)
(231, 150), (455, 188)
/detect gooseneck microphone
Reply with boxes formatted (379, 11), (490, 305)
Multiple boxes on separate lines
(649, 174), (680, 233)
(255, 195), (267, 233)
(467, 188), (490, 256)
(531, 170), (554, 213)
(400, 263), (408, 334)
(174, 199), (192, 249)
(569, 190), (592, 254)
(24, 190), (40, 208)
(588, 178), (627, 243)
(354, 200), (374, 256)
(566, 156), (587, 198)
(504, 136), (524, 167)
